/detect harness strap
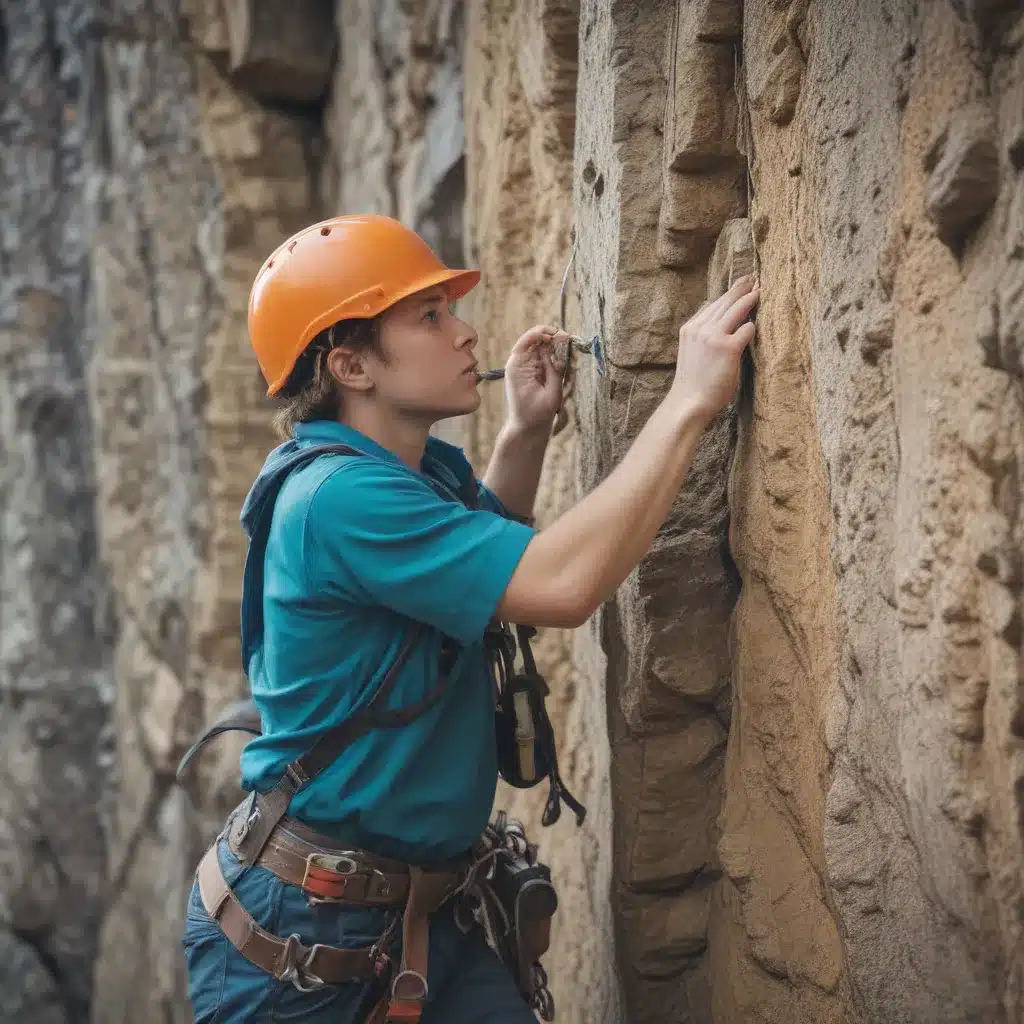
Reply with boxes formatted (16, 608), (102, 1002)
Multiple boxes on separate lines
(387, 866), (460, 1023)
(234, 623), (430, 866)
(176, 699), (262, 783)
(196, 844), (384, 987)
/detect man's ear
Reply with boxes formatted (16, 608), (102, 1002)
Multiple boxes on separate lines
(325, 347), (375, 393)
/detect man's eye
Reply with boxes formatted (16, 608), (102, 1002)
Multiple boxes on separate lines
(424, 309), (440, 322)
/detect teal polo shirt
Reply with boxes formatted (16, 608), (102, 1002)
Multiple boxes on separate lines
(238, 420), (536, 862)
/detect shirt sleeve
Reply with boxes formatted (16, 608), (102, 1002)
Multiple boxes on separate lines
(304, 461), (536, 643)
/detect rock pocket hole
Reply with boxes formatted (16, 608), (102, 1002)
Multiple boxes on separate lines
(594, 174), (605, 199)
(582, 160), (597, 185)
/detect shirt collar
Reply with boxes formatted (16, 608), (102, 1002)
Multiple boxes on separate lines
(292, 419), (474, 491)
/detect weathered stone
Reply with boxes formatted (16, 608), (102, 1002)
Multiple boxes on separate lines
(665, 42), (741, 172)
(575, 0), (740, 1017)
(221, 0), (335, 103)
(0, 4), (118, 1020)
(659, 168), (748, 269)
(324, 0), (466, 266)
(460, 4), (616, 1021)
(627, 889), (712, 979)
(625, 720), (726, 890)
(0, 932), (68, 1024)
(925, 102), (1000, 249)
(708, 217), (756, 298)
(694, 0), (743, 43)
(746, 24), (805, 127)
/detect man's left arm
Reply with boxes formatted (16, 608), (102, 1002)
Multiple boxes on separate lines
(481, 325), (568, 520)
(482, 421), (551, 521)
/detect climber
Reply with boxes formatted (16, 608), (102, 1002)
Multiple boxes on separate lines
(180, 213), (758, 1023)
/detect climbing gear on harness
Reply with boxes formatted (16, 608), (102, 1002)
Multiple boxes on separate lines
(248, 214), (481, 396)
(196, 839), (401, 992)
(199, 799), (467, 1021)
(454, 813), (558, 1020)
(488, 623), (586, 828)
(189, 621), (454, 1022)
(227, 806), (418, 907)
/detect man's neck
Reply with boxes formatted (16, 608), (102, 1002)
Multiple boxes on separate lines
(338, 405), (431, 471)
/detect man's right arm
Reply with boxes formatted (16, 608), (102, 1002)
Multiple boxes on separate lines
(495, 275), (759, 630)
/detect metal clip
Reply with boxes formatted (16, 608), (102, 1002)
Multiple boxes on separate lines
(307, 852), (360, 876)
(279, 934), (327, 993)
(230, 794), (260, 847)
(366, 868), (392, 899)
(284, 764), (309, 791)
(391, 968), (429, 1003)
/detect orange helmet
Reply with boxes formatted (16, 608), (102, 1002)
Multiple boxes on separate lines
(248, 214), (481, 396)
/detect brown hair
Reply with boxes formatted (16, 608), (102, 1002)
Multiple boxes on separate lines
(271, 318), (381, 439)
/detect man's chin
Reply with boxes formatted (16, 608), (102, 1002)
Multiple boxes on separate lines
(432, 391), (482, 422)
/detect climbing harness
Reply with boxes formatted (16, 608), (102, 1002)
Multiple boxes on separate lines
(177, 440), (584, 1021)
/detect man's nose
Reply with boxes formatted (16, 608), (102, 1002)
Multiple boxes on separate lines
(455, 324), (478, 350)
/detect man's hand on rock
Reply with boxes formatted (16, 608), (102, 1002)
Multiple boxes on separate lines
(670, 274), (759, 424)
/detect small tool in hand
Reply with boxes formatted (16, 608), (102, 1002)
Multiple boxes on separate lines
(475, 335), (604, 382)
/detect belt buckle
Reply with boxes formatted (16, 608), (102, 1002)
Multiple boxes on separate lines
(279, 934), (327, 992)
(302, 852), (359, 902)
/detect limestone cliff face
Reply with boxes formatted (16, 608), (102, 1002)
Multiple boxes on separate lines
(564, 1), (1023, 1021)
(1, 1), (1021, 1022)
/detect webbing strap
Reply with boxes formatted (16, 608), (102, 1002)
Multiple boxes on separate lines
(234, 622), (431, 864)
(241, 443), (367, 671)
(176, 699), (262, 783)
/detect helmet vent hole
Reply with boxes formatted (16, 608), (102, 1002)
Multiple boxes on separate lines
(267, 259), (274, 268)
(320, 226), (331, 236)
(288, 241), (297, 252)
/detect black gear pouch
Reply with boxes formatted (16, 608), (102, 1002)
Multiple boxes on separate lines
(491, 850), (558, 1019)
(491, 625), (587, 827)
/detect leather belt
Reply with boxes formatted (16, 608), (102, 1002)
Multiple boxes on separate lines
(248, 819), (413, 906)
(197, 844), (390, 989)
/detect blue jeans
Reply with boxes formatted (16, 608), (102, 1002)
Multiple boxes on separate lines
(182, 838), (535, 1023)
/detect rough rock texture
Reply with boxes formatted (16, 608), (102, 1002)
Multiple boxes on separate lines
(88, 2), (323, 1019)
(570, 2), (743, 1020)
(0, 5), (118, 1021)
(1, 1), (465, 1020)
(567, 0), (1023, 1021)
(714, 3), (1023, 1022)
(460, 3), (619, 1022)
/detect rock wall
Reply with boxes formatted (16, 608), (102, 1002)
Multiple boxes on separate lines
(2, 1), (1022, 1022)
(565, 0), (1024, 1021)
(0, 1), (468, 1020)
(0, 6), (119, 1022)
(571, 2), (743, 1020)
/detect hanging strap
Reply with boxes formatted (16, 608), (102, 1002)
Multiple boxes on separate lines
(232, 621), (432, 866)
(514, 625), (587, 828)
(176, 699), (263, 783)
